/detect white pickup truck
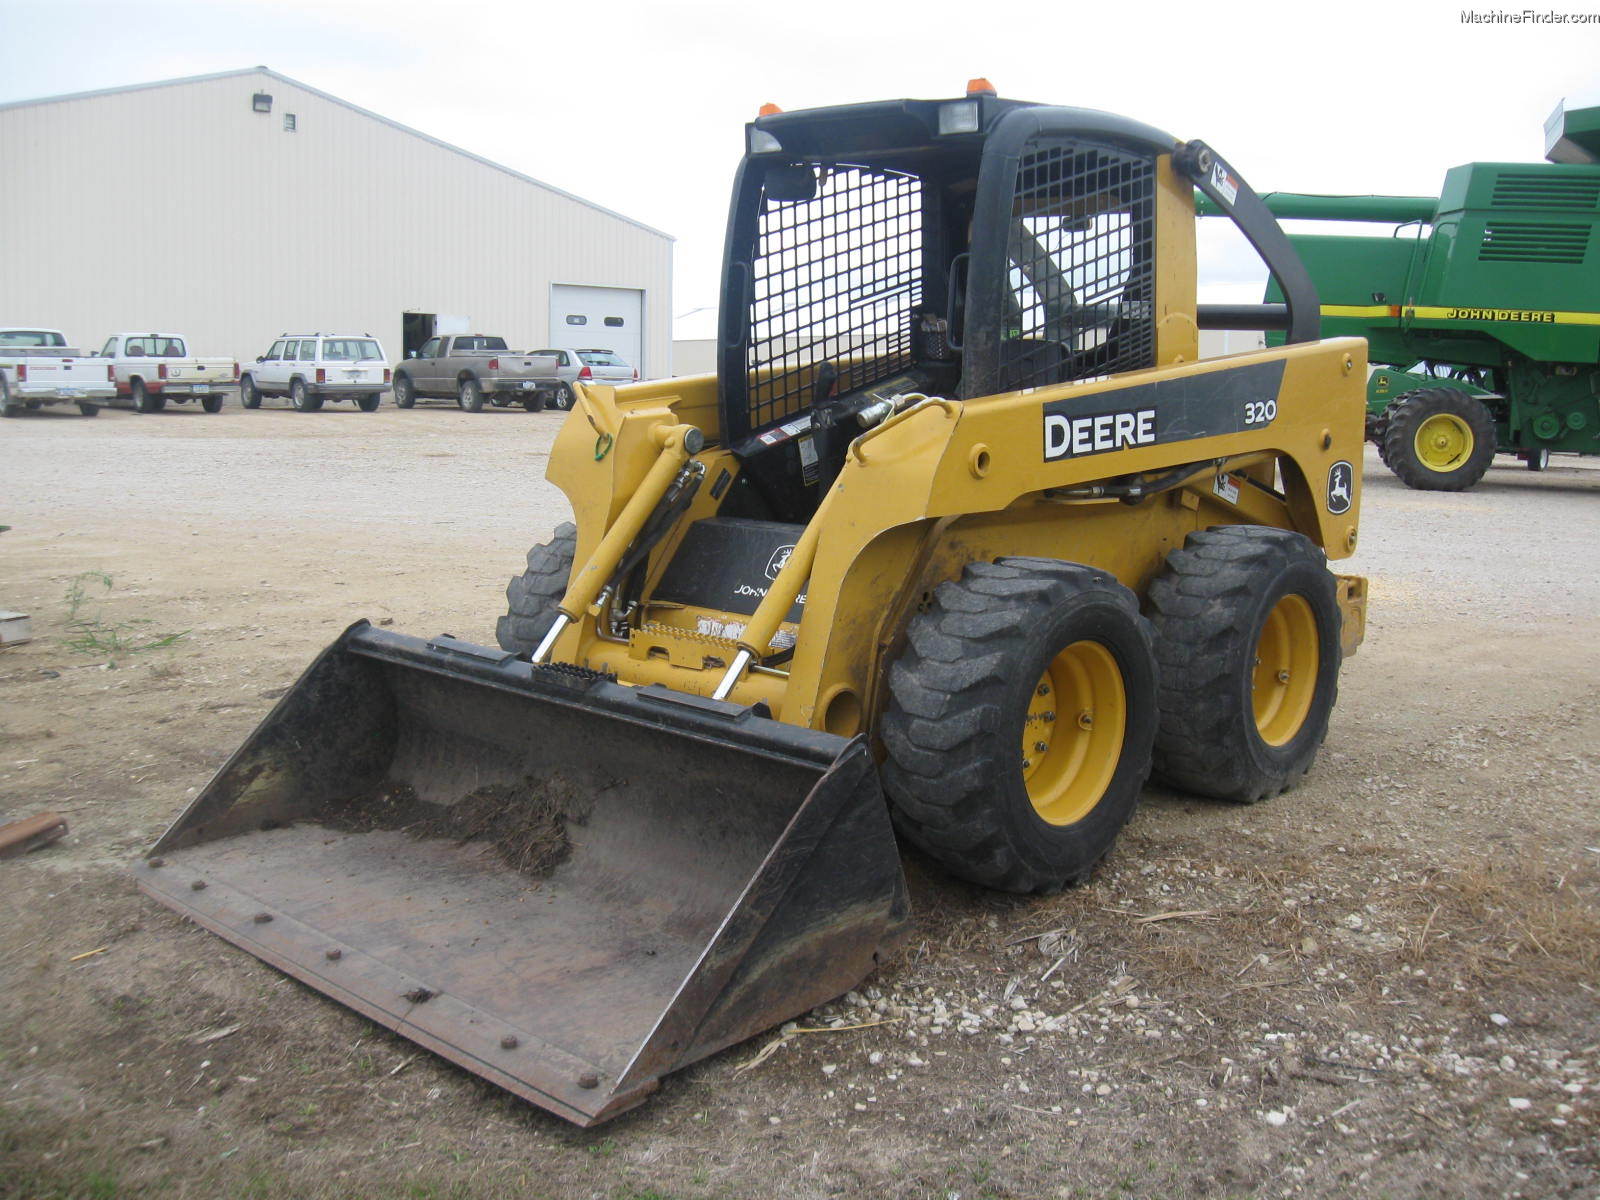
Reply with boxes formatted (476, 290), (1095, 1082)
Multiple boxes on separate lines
(0, 328), (115, 418)
(98, 333), (238, 413)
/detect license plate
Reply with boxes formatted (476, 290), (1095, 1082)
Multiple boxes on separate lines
(521, 380), (535, 390)
(58, 388), (81, 398)
(192, 385), (209, 395)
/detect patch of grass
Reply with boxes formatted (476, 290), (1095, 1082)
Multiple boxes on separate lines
(59, 570), (189, 657)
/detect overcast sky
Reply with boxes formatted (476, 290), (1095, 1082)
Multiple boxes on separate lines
(5, 0), (1596, 337)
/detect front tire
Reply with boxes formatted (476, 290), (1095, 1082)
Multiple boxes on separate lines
(1381, 388), (1495, 491)
(1146, 526), (1342, 804)
(290, 379), (323, 412)
(393, 374), (416, 409)
(495, 523), (579, 654)
(1522, 448), (1550, 471)
(880, 559), (1158, 893)
(458, 377), (484, 413)
(239, 376), (261, 409)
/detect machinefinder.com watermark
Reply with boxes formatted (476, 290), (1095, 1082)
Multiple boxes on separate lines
(1462, 7), (1599, 20)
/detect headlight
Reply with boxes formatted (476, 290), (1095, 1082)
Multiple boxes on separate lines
(748, 128), (783, 154)
(938, 100), (980, 135)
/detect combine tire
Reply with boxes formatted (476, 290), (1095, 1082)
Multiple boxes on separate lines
(239, 376), (261, 409)
(290, 379), (323, 412)
(1146, 526), (1341, 804)
(880, 559), (1157, 893)
(201, 395), (223, 413)
(357, 393), (381, 412)
(495, 523), (578, 654)
(393, 374), (416, 408)
(1381, 388), (1495, 491)
(458, 377), (484, 413)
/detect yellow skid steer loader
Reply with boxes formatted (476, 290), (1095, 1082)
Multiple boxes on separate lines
(139, 86), (1368, 1126)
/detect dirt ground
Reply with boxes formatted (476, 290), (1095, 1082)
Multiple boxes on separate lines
(2, 402), (1598, 1200)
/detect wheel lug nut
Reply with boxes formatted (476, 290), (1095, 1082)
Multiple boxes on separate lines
(1077, 711), (1093, 730)
(1042, 711), (1055, 722)
(1037, 683), (1050, 696)
(1276, 669), (1290, 684)
(1034, 741), (1048, 753)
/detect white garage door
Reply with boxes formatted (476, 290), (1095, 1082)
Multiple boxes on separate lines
(549, 285), (644, 373)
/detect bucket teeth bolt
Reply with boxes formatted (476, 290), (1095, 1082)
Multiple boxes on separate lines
(190, 880), (207, 891)
(500, 1035), (519, 1050)
(324, 948), (342, 961)
(147, 858), (165, 868)
(253, 912), (273, 924)
(577, 1071), (600, 1089)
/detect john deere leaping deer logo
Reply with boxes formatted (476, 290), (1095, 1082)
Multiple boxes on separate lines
(765, 545), (796, 580)
(1326, 461), (1354, 515)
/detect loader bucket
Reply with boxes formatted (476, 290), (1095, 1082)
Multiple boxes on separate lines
(136, 622), (910, 1126)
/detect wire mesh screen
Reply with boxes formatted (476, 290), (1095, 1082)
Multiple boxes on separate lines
(997, 142), (1156, 393)
(746, 165), (923, 433)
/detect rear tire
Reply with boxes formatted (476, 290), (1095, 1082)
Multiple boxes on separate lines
(240, 376), (261, 409)
(393, 374), (416, 408)
(131, 379), (153, 413)
(1145, 526), (1341, 804)
(77, 402), (100, 416)
(0, 378), (18, 418)
(291, 379), (323, 412)
(880, 559), (1158, 893)
(458, 377), (484, 413)
(523, 392), (547, 413)
(201, 395), (223, 413)
(1381, 388), (1495, 491)
(357, 393), (381, 412)
(552, 383), (574, 411)
(495, 523), (579, 654)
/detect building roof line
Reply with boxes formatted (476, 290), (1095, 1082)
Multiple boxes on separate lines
(0, 66), (674, 242)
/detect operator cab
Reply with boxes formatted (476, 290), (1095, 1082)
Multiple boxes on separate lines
(715, 88), (1174, 525)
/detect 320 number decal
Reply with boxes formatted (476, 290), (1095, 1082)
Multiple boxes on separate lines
(1244, 399), (1277, 426)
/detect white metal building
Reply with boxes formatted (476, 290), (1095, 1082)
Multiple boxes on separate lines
(0, 68), (672, 374)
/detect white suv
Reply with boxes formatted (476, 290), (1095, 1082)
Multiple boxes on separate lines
(240, 334), (391, 412)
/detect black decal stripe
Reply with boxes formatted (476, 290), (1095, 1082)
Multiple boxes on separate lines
(1041, 360), (1287, 462)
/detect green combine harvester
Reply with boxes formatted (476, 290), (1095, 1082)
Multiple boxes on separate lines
(1206, 101), (1600, 491)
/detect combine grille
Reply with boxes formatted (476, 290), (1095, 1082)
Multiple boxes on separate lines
(746, 165), (922, 434)
(1490, 171), (1600, 211)
(1479, 220), (1591, 264)
(996, 142), (1156, 393)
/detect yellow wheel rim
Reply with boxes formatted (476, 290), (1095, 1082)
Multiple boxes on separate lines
(1414, 412), (1474, 472)
(1022, 641), (1126, 826)
(1252, 594), (1319, 747)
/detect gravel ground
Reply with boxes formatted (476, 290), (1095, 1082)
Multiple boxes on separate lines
(1, 403), (1597, 1199)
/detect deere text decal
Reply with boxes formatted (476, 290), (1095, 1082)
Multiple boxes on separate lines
(1041, 360), (1287, 463)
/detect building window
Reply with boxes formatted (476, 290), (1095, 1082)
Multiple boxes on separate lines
(565, 315), (587, 325)
(252, 92), (273, 113)
(284, 113), (297, 132)
(604, 316), (625, 327)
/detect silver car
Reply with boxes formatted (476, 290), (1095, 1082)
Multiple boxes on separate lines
(533, 348), (638, 409)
